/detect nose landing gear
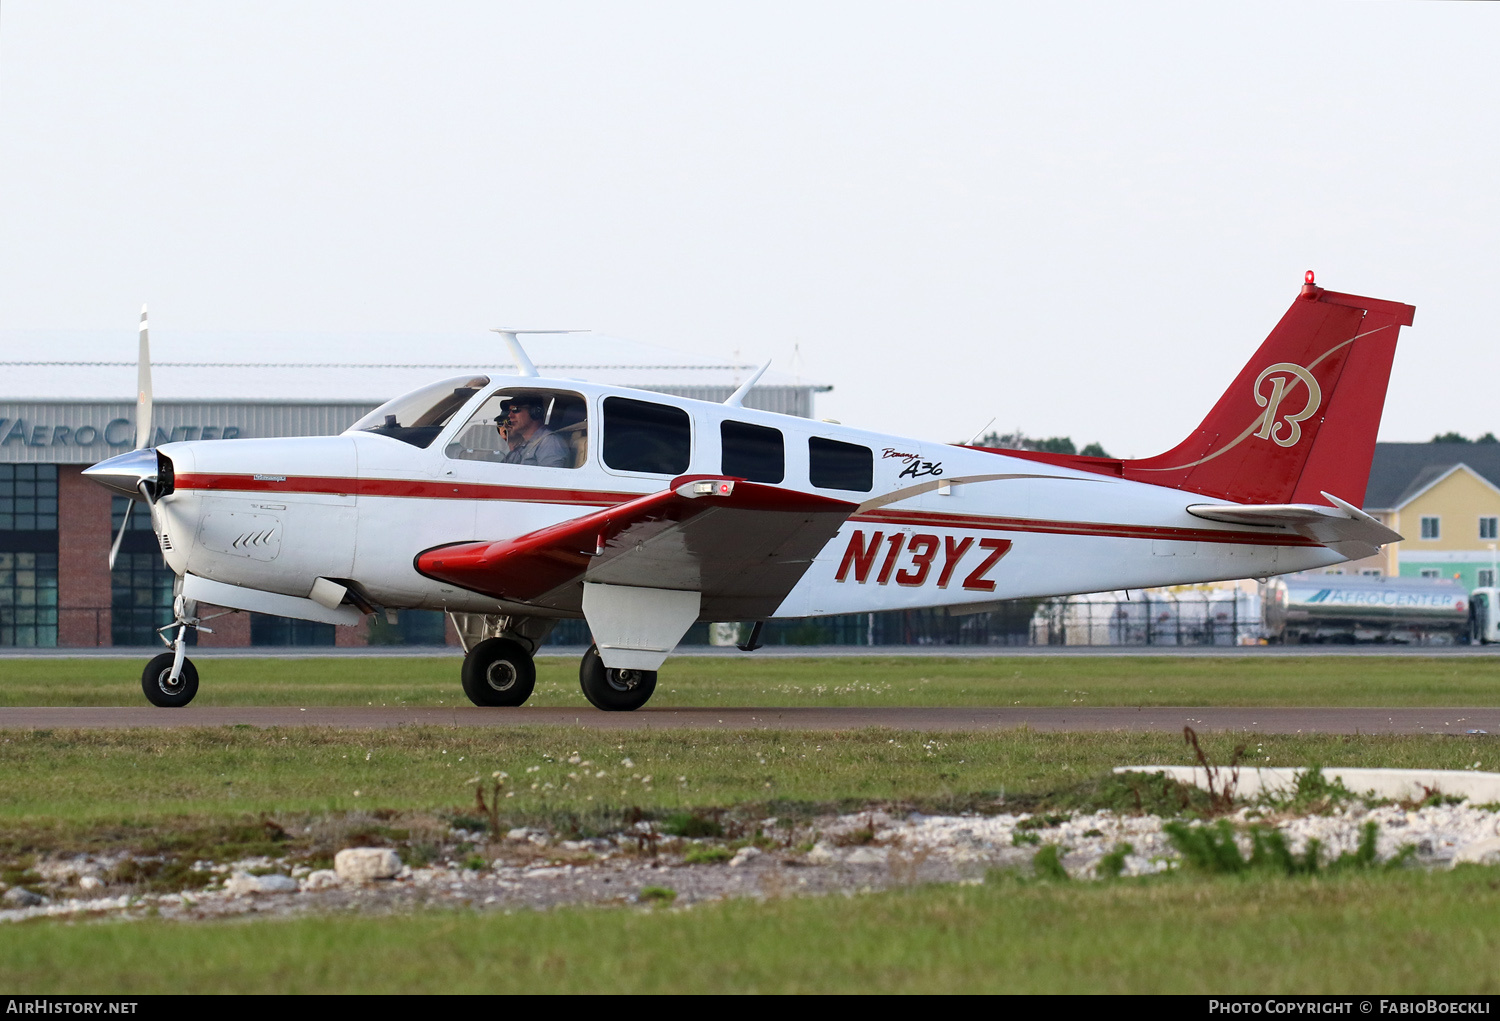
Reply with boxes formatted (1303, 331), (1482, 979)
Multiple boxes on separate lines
(141, 650), (199, 708)
(140, 594), (213, 708)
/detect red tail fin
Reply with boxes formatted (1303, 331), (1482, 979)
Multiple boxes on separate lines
(1118, 277), (1415, 505)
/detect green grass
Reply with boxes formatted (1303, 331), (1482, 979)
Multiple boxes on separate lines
(4, 870), (1500, 993)
(3, 654), (1500, 707)
(0, 725), (1490, 832)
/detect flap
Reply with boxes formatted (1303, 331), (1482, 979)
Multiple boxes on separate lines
(416, 475), (858, 620)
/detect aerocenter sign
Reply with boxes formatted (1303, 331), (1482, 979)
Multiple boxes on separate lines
(0, 402), (368, 464)
(0, 419), (242, 449)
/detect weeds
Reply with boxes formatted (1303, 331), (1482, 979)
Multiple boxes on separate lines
(1032, 844), (1069, 881)
(1261, 766), (1360, 816)
(1165, 820), (1409, 877)
(661, 812), (723, 838)
(1184, 726), (1243, 814)
(471, 772), (508, 836)
(638, 886), (677, 904)
(684, 846), (733, 865)
(1096, 843), (1134, 880)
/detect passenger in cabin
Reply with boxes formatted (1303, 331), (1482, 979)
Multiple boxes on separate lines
(498, 399), (570, 468)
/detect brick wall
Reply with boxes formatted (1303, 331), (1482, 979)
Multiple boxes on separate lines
(196, 605), (251, 647)
(335, 618), (370, 647)
(56, 466), (112, 647)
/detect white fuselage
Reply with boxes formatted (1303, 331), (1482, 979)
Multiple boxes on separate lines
(148, 374), (1343, 621)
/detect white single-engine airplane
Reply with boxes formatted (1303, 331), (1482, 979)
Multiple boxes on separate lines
(85, 274), (1414, 710)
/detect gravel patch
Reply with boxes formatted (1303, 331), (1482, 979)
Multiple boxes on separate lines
(3, 798), (1499, 925)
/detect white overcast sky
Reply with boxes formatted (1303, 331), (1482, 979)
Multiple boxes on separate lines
(1, 2), (1496, 457)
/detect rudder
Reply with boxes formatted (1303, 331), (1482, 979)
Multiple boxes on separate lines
(1121, 275), (1415, 506)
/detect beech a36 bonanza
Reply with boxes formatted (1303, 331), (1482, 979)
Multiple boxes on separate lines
(85, 274), (1414, 710)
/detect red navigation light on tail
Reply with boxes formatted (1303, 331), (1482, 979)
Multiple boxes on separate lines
(1119, 277), (1415, 506)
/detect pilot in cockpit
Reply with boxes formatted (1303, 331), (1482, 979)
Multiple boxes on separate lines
(498, 398), (571, 468)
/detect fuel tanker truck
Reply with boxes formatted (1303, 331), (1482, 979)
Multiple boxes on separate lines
(1261, 572), (1469, 644)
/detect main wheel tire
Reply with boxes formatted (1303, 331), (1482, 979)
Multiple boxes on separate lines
(461, 638), (537, 707)
(578, 644), (657, 711)
(141, 653), (199, 708)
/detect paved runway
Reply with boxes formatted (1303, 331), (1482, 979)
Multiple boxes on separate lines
(6, 645), (1500, 659)
(1, 705), (1496, 734)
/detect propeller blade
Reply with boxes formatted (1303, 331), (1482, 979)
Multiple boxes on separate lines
(135, 304), (153, 449)
(108, 498), (134, 571)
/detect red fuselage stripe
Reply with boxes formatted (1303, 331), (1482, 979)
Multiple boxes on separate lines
(173, 473), (1318, 547)
(173, 473), (632, 506)
(851, 508), (1323, 547)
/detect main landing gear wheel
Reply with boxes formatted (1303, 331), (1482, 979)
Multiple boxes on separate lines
(578, 644), (657, 712)
(461, 637), (537, 707)
(141, 652), (199, 708)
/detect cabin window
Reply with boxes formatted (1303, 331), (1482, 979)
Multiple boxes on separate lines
(808, 437), (873, 492)
(1420, 516), (1441, 540)
(446, 390), (588, 469)
(347, 375), (491, 449)
(1481, 517), (1498, 540)
(602, 397), (691, 475)
(720, 421), (784, 484)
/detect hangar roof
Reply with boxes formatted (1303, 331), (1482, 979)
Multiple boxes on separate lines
(0, 329), (828, 404)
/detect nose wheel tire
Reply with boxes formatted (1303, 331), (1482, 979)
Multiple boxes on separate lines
(141, 653), (199, 708)
(578, 644), (657, 711)
(461, 638), (537, 707)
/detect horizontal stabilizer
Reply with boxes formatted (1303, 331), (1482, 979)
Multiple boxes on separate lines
(1186, 491), (1401, 560)
(417, 476), (857, 620)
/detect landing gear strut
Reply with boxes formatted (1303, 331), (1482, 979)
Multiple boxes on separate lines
(461, 638), (536, 707)
(578, 644), (657, 711)
(140, 590), (214, 708)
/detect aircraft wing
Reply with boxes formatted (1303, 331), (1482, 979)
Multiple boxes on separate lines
(1186, 491), (1402, 560)
(416, 475), (858, 620)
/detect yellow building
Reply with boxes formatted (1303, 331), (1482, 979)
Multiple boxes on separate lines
(1337, 443), (1500, 590)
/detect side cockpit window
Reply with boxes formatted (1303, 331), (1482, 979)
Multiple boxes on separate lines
(347, 375), (491, 449)
(602, 397), (691, 475)
(446, 390), (589, 469)
(721, 421), (784, 483)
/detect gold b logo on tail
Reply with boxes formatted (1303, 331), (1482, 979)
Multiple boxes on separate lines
(1252, 362), (1321, 447)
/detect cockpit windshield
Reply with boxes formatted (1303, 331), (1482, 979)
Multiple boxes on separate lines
(346, 375), (491, 448)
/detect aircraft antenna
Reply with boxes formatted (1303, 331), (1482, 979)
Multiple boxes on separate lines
(723, 359), (772, 407)
(965, 417), (997, 446)
(490, 328), (587, 377)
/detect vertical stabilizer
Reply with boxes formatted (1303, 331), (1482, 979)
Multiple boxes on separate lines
(1120, 276), (1415, 506)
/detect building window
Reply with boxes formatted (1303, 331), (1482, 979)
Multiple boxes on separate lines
(1481, 517), (1498, 541)
(1480, 569), (1496, 588)
(0, 465), (59, 531)
(1420, 568), (1441, 579)
(250, 615), (334, 646)
(0, 551), (58, 647)
(1361, 569), (1383, 577)
(1420, 516), (1440, 540)
(0, 466), (60, 647)
(110, 497), (183, 647)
